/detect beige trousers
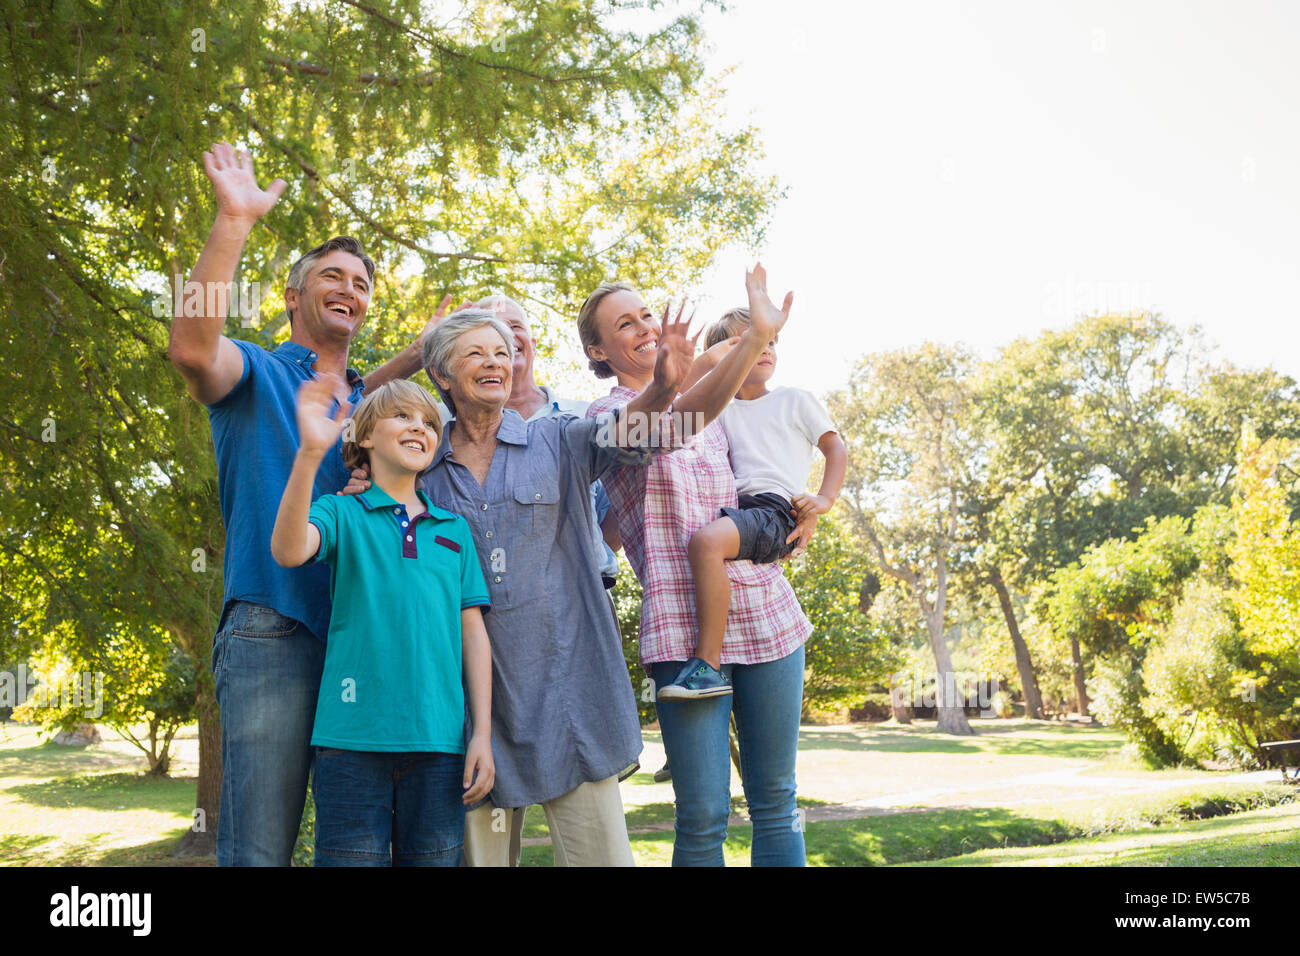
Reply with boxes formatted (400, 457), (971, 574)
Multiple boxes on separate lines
(463, 775), (635, 867)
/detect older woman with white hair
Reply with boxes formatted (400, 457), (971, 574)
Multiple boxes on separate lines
(351, 305), (667, 865)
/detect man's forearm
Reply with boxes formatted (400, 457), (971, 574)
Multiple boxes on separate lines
(363, 338), (425, 392)
(170, 215), (255, 364)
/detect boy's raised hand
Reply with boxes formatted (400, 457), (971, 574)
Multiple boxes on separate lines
(202, 142), (287, 226)
(744, 262), (793, 342)
(295, 373), (352, 459)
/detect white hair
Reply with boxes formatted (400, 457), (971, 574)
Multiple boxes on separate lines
(420, 308), (515, 416)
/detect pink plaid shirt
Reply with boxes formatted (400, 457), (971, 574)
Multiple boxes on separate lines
(589, 386), (812, 666)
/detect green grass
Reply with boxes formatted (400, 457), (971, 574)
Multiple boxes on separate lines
(520, 782), (1297, 867)
(910, 801), (1300, 867)
(3, 717), (1291, 867)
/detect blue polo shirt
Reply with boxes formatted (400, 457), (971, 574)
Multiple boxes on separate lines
(206, 340), (365, 643)
(307, 487), (490, 753)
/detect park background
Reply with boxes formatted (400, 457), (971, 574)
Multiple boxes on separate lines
(1, 0), (1297, 866)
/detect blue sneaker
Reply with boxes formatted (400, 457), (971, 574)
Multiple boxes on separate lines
(657, 657), (733, 700)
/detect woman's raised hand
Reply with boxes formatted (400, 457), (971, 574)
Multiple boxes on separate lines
(744, 262), (793, 341)
(202, 142), (288, 226)
(652, 298), (702, 395)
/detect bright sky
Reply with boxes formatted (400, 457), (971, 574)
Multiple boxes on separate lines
(613, 0), (1300, 400)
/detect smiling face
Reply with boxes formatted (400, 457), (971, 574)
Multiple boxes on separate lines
(360, 404), (439, 475)
(586, 289), (661, 382)
(485, 298), (535, 382)
(433, 323), (514, 414)
(284, 250), (372, 345)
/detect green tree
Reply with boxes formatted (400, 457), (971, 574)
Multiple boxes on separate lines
(1226, 428), (1300, 743)
(786, 514), (901, 713)
(830, 344), (980, 734)
(0, 0), (779, 854)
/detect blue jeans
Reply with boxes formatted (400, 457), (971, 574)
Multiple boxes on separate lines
(313, 749), (465, 866)
(651, 645), (806, 867)
(211, 601), (325, 866)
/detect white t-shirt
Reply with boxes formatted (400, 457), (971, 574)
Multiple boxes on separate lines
(720, 386), (837, 500)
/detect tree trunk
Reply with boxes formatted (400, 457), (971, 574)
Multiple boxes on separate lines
(889, 671), (913, 723)
(173, 652), (220, 858)
(926, 614), (974, 735)
(989, 568), (1044, 720)
(1070, 636), (1090, 717)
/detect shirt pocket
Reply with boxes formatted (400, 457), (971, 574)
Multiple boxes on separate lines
(512, 479), (561, 538)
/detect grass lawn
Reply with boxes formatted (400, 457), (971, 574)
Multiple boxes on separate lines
(908, 801), (1300, 866)
(3, 716), (1290, 867)
(518, 782), (1297, 867)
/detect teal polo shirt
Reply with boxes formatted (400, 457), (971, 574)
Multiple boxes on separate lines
(307, 486), (490, 753)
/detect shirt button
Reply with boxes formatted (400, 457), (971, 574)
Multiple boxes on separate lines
(480, 503), (488, 511)
(494, 576), (502, 583)
(534, 492), (542, 500)
(394, 507), (401, 514)
(406, 535), (413, 542)
(485, 531), (493, 539)
(401, 521), (408, 528)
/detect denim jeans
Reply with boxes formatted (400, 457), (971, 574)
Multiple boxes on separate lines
(211, 601), (326, 866)
(313, 749), (465, 866)
(651, 645), (806, 867)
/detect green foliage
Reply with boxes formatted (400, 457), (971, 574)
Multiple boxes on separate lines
(609, 553), (656, 726)
(786, 515), (902, 710)
(0, 1), (779, 807)
(1042, 513), (1202, 662)
(1224, 431), (1300, 743)
(1143, 580), (1260, 764)
(14, 628), (197, 774)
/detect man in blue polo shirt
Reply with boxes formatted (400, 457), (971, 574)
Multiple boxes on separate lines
(169, 143), (433, 866)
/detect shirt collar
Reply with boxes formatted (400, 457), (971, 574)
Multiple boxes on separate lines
(429, 408), (529, 470)
(273, 341), (363, 390)
(354, 485), (455, 521)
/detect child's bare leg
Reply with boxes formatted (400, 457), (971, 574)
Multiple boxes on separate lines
(687, 516), (742, 670)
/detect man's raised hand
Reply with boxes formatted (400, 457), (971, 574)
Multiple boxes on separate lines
(744, 262), (793, 342)
(203, 142), (287, 226)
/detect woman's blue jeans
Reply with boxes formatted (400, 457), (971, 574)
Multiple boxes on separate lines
(650, 644), (806, 867)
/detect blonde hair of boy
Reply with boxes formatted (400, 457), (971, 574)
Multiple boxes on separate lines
(705, 307), (752, 350)
(342, 379), (444, 472)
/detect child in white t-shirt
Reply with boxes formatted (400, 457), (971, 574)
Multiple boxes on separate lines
(658, 308), (849, 701)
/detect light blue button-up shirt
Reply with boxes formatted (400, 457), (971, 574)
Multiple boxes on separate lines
(421, 409), (647, 807)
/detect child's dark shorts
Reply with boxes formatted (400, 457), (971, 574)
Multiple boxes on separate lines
(719, 492), (799, 565)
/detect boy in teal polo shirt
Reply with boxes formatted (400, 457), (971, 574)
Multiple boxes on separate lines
(271, 376), (493, 866)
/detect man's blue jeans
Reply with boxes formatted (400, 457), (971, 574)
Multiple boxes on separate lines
(211, 601), (325, 866)
(313, 749), (465, 867)
(650, 644), (806, 867)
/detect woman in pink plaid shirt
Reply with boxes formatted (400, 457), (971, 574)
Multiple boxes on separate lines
(582, 265), (814, 866)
